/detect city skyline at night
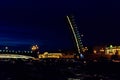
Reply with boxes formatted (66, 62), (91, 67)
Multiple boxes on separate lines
(0, 0), (120, 51)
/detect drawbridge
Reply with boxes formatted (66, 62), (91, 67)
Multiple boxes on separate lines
(67, 15), (84, 59)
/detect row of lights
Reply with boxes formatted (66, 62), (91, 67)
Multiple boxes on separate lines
(0, 50), (33, 53)
(0, 45), (39, 54)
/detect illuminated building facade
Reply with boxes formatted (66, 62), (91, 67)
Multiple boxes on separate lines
(93, 45), (120, 55)
(38, 52), (76, 59)
(39, 52), (62, 58)
(105, 45), (120, 55)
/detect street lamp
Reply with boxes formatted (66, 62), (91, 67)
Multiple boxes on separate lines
(31, 45), (39, 51)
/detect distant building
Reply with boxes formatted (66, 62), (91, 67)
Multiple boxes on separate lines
(38, 52), (75, 59)
(105, 45), (120, 55)
(93, 46), (106, 55)
(93, 45), (120, 55)
(38, 52), (62, 58)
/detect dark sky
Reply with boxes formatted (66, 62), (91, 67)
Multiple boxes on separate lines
(0, 0), (120, 51)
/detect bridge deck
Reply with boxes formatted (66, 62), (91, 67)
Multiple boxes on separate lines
(0, 54), (34, 59)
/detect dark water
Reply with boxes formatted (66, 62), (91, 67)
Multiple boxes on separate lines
(0, 59), (120, 80)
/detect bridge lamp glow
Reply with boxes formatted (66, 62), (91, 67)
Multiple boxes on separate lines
(3, 50), (5, 52)
(9, 51), (11, 53)
(80, 54), (84, 59)
(31, 45), (39, 51)
(12, 50), (14, 53)
(32, 46), (36, 51)
(5, 46), (8, 50)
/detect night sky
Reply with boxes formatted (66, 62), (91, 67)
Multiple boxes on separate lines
(0, 0), (120, 51)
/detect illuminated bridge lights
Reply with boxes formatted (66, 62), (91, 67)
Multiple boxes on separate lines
(0, 54), (34, 59)
(31, 45), (39, 51)
(0, 50), (33, 54)
(67, 15), (84, 55)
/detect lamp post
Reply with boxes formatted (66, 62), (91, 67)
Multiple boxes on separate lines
(31, 45), (39, 58)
